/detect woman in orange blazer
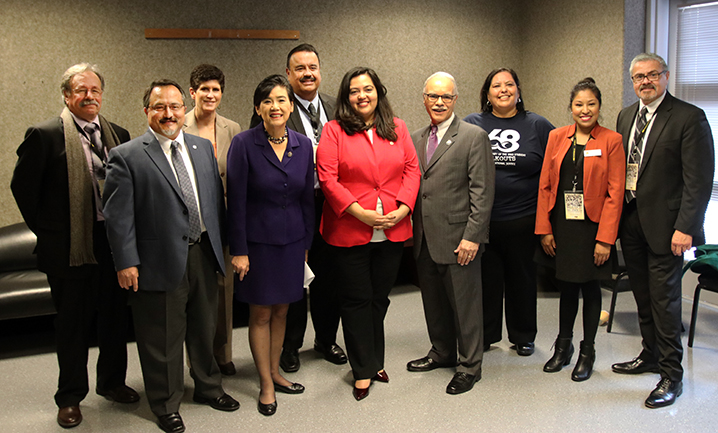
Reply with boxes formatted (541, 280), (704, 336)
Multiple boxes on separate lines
(317, 67), (420, 401)
(536, 78), (625, 382)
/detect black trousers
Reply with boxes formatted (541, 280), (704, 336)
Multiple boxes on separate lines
(620, 202), (684, 382)
(48, 221), (130, 408)
(331, 241), (404, 380)
(130, 234), (223, 416)
(481, 214), (538, 345)
(284, 192), (341, 350)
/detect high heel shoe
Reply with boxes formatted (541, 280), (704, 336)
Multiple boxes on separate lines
(571, 341), (595, 382)
(353, 385), (370, 401)
(257, 398), (277, 416)
(543, 336), (574, 372)
(372, 370), (389, 383)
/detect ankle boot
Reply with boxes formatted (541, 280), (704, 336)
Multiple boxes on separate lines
(571, 341), (595, 381)
(543, 337), (574, 372)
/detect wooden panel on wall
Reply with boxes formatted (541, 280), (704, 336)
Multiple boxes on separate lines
(144, 28), (300, 40)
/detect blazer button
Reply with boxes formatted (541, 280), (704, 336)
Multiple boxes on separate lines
(183, 210), (188, 215)
(422, 194), (427, 199)
(220, 172), (225, 177)
(424, 174), (429, 179)
(182, 235), (188, 241)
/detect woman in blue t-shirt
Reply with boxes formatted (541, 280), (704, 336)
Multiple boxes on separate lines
(464, 68), (554, 357)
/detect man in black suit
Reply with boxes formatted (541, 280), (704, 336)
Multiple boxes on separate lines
(11, 63), (138, 428)
(613, 53), (714, 408)
(103, 80), (239, 433)
(250, 43), (346, 372)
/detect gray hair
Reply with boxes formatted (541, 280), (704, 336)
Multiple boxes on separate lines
(60, 63), (105, 101)
(423, 71), (458, 95)
(630, 53), (668, 75)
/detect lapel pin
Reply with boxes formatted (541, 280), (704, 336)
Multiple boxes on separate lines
(287, 151), (293, 157)
(446, 140), (453, 145)
(192, 145), (197, 149)
(390, 141), (395, 145)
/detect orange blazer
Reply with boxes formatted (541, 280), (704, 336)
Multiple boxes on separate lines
(317, 118), (421, 247)
(535, 123), (626, 244)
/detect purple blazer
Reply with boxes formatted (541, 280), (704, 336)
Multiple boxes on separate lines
(226, 123), (314, 255)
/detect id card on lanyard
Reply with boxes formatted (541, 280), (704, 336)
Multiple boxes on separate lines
(565, 135), (585, 220)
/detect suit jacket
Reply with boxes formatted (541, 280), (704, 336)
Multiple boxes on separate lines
(103, 130), (226, 292)
(11, 116), (130, 277)
(183, 109), (241, 195)
(411, 117), (495, 264)
(616, 92), (714, 254)
(536, 123), (626, 245)
(249, 92), (336, 134)
(226, 124), (315, 255)
(317, 118), (421, 247)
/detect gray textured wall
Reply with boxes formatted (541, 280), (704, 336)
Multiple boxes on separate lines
(0, 0), (634, 226)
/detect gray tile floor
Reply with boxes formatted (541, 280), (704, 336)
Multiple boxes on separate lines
(1, 285), (717, 433)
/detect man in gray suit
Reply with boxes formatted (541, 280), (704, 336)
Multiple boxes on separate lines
(103, 80), (239, 433)
(407, 72), (495, 394)
(250, 43), (346, 373)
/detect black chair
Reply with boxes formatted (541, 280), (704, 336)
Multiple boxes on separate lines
(687, 271), (718, 347)
(601, 243), (632, 333)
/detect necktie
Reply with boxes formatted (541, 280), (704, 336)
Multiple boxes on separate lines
(308, 103), (323, 142)
(84, 123), (104, 160)
(426, 125), (438, 163)
(170, 141), (202, 242)
(626, 107), (648, 202)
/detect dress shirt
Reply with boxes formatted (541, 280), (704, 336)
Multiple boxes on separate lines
(429, 113), (455, 152)
(295, 93), (328, 189)
(627, 91), (666, 166)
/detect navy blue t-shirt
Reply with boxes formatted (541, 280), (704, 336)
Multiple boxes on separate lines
(464, 111), (554, 221)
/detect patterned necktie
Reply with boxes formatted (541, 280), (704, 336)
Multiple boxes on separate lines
(626, 107), (648, 202)
(426, 125), (438, 163)
(170, 141), (202, 242)
(308, 103), (323, 142)
(84, 123), (104, 160)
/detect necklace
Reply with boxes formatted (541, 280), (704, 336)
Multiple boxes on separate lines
(266, 128), (288, 144)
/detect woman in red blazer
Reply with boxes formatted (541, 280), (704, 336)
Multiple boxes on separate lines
(535, 78), (625, 381)
(317, 67), (420, 401)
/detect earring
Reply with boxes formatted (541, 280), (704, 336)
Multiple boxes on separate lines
(518, 97), (522, 103)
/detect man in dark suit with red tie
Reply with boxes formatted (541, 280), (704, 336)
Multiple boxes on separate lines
(11, 63), (138, 429)
(613, 53), (714, 408)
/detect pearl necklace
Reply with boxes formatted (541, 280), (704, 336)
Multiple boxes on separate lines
(265, 128), (288, 144)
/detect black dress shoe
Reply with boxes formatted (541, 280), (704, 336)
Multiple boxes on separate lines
(218, 361), (236, 376)
(314, 341), (348, 365)
(257, 399), (277, 416)
(97, 385), (140, 404)
(157, 413), (185, 433)
(446, 371), (480, 395)
(192, 393), (240, 411)
(406, 356), (455, 372)
(512, 342), (535, 356)
(57, 406), (82, 428)
(353, 385), (370, 401)
(274, 382), (305, 394)
(611, 357), (659, 375)
(372, 370), (389, 383)
(280, 349), (300, 373)
(645, 378), (683, 408)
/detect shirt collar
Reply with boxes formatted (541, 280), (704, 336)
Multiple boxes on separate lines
(150, 129), (186, 153)
(639, 90), (666, 115)
(294, 92), (321, 110)
(433, 113), (455, 139)
(68, 111), (99, 135)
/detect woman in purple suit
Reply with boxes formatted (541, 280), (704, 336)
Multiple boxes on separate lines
(226, 75), (314, 416)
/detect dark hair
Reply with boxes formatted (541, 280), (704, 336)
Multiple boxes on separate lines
(286, 43), (320, 68)
(189, 64), (225, 92)
(253, 74), (294, 108)
(569, 77), (602, 109)
(335, 67), (397, 141)
(143, 79), (185, 108)
(480, 68), (524, 114)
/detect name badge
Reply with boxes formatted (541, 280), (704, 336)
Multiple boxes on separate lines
(626, 163), (638, 191)
(564, 191), (585, 220)
(584, 149), (601, 157)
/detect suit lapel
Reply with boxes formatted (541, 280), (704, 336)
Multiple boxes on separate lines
(255, 127), (287, 172)
(287, 105), (307, 136)
(416, 127), (429, 173)
(639, 94), (673, 179)
(319, 94), (335, 121)
(427, 116), (460, 170)
(142, 130), (183, 200)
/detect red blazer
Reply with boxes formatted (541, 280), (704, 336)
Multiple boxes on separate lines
(535, 123), (626, 244)
(317, 118), (421, 247)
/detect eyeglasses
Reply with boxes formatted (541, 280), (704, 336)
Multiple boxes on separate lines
(631, 71), (666, 84)
(424, 93), (456, 103)
(73, 87), (103, 97)
(150, 104), (185, 112)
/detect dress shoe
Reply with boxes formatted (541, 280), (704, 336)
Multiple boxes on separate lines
(257, 398), (277, 416)
(218, 361), (236, 376)
(571, 341), (595, 382)
(57, 406), (82, 428)
(314, 341), (348, 365)
(645, 378), (683, 408)
(157, 412), (185, 433)
(279, 348), (300, 373)
(406, 356), (455, 372)
(96, 384), (140, 404)
(372, 370), (389, 383)
(611, 357), (659, 375)
(192, 393), (240, 411)
(274, 381), (305, 394)
(512, 342), (535, 356)
(353, 384), (370, 401)
(446, 371), (480, 394)
(543, 336), (574, 372)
